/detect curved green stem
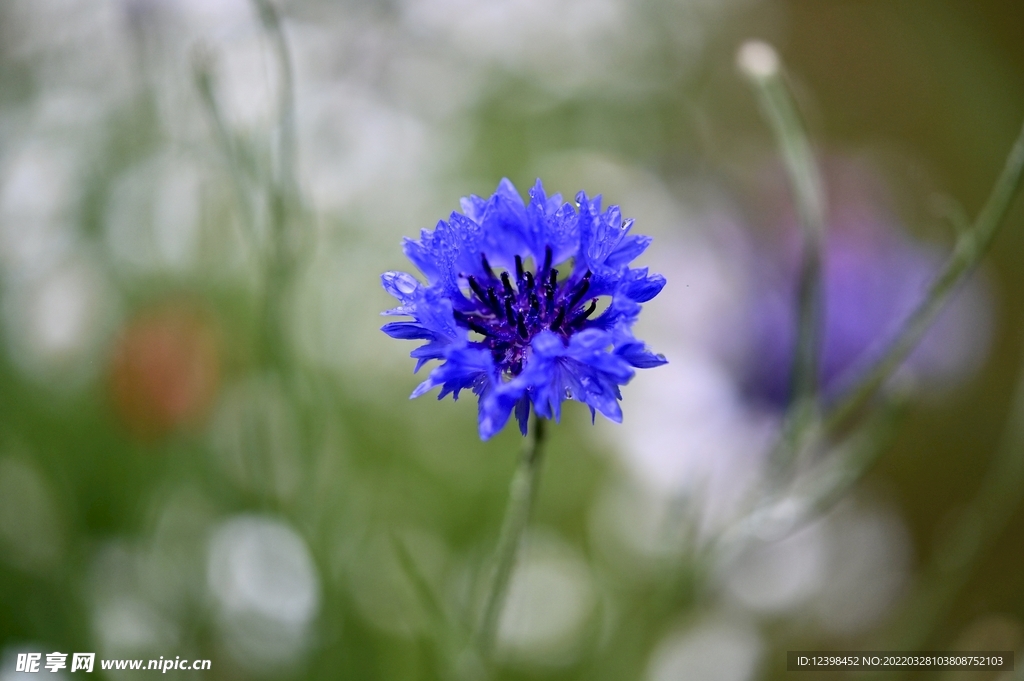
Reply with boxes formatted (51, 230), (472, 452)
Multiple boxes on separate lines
(473, 418), (548, 661)
(826, 117), (1024, 432)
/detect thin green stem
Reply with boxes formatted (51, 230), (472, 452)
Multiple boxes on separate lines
(252, 0), (298, 197)
(250, 0), (303, 369)
(739, 41), (828, 475)
(826, 117), (1024, 432)
(712, 393), (906, 569)
(473, 418), (548, 661)
(193, 52), (260, 261)
(801, 392), (907, 518)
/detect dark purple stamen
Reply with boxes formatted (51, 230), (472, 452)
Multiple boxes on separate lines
(540, 246), (552, 277)
(551, 305), (566, 330)
(468, 276), (489, 304)
(486, 288), (503, 318)
(501, 271), (515, 296)
(570, 299), (597, 325)
(452, 254), (600, 371)
(453, 310), (493, 337)
(566, 271), (592, 311)
(481, 254), (496, 279)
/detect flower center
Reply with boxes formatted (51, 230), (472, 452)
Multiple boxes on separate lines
(453, 246), (598, 376)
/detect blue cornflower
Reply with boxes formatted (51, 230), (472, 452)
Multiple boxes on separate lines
(381, 179), (667, 439)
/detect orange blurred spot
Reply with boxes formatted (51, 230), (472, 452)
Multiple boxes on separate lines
(109, 303), (221, 439)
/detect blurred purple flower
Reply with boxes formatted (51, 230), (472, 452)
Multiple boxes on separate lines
(742, 160), (992, 407)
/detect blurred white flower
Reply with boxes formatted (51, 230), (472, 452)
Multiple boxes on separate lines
(646, 616), (763, 681)
(162, 0), (254, 39)
(94, 597), (180, 657)
(610, 354), (775, 537)
(296, 84), (439, 224)
(402, 0), (636, 93)
(207, 515), (320, 669)
(1, 256), (120, 390)
(589, 476), (689, 578)
(105, 153), (211, 274)
(402, 0), (756, 95)
(496, 531), (598, 668)
(292, 240), (417, 390)
(5, 0), (132, 100)
(808, 501), (910, 635)
(715, 498), (910, 629)
(0, 141), (79, 279)
(90, 543), (181, 658)
(721, 519), (827, 614)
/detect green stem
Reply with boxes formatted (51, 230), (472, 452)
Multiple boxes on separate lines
(193, 51), (284, 366)
(739, 41), (828, 474)
(252, 0), (298, 196)
(473, 417), (548, 661)
(801, 393), (907, 518)
(251, 0), (303, 370)
(193, 53), (260, 260)
(826, 117), (1024, 432)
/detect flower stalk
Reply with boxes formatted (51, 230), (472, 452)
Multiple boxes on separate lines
(472, 417), (548, 660)
(825, 115), (1024, 431)
(738, 40), (827, 476)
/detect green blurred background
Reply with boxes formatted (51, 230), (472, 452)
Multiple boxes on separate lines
(1, 0), (1023, 679)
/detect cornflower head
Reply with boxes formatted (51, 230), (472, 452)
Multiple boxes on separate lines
(381, 179), (667, 439)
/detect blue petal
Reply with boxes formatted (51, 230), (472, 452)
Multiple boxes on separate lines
(547, 202), (581, 265)
(605, 233), (651, 269)
(412, 344), (495, 402)
(514, 395), (531, 435)
(589, 296), (641, 330)
(401, 226), (443, 283)
(459, 194), (488, 222)
(478, 380), (526, 440)
(616, 341), (668, 368)
(381, 270), (421, 300)
(411, 340), (448, 372)
(382, 322), (437, 340)
(621, 268), (666, 303)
